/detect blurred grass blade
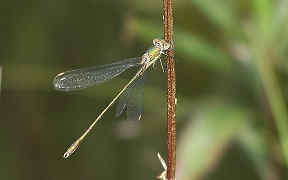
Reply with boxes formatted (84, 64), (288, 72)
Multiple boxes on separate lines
(0, 66), (2, 94)
(189, 0), (242, 38)
(239, 128), (279, 180)
(176, 30), (232, 71)
(271, 0), (288, 61)
(177, 100), (252, 180)
(251, 0), (273, 33)
(273, 0), (288, 36)
(134, 19), (233, 71)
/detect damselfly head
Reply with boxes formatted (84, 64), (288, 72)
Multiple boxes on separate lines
(153, 39), (170, 51)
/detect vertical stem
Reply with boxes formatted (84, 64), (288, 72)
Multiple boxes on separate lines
(162, 0), (176, 179)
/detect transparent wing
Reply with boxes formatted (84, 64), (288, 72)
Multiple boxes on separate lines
(115, 84), (131, 117)
(53, 57), (141, 91)
(116, 72), (145, 121)
(127, 74), (145, 120)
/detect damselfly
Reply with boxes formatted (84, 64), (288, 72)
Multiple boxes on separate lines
(53, 39), (170, 158)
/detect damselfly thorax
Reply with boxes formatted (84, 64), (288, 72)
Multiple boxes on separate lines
(140, 39), (170, 69)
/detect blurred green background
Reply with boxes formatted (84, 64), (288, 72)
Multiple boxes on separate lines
(1, 0), (288, 179)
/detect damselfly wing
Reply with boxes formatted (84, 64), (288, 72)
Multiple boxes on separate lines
(54, 57), (141, 91)
(116, 73), (145, 120)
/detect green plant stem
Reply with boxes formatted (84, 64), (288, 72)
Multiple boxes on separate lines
(162, 0), (176, 179)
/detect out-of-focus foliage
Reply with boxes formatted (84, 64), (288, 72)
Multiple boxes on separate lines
(1, 0), (288, 180)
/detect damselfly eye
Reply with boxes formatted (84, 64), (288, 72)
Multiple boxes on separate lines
(153, 39), (170, 50)
(163, 42), (170, 50)
(153, 39), (161, 46)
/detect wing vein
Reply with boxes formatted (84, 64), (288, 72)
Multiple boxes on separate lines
(53, 57), (141, 91)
